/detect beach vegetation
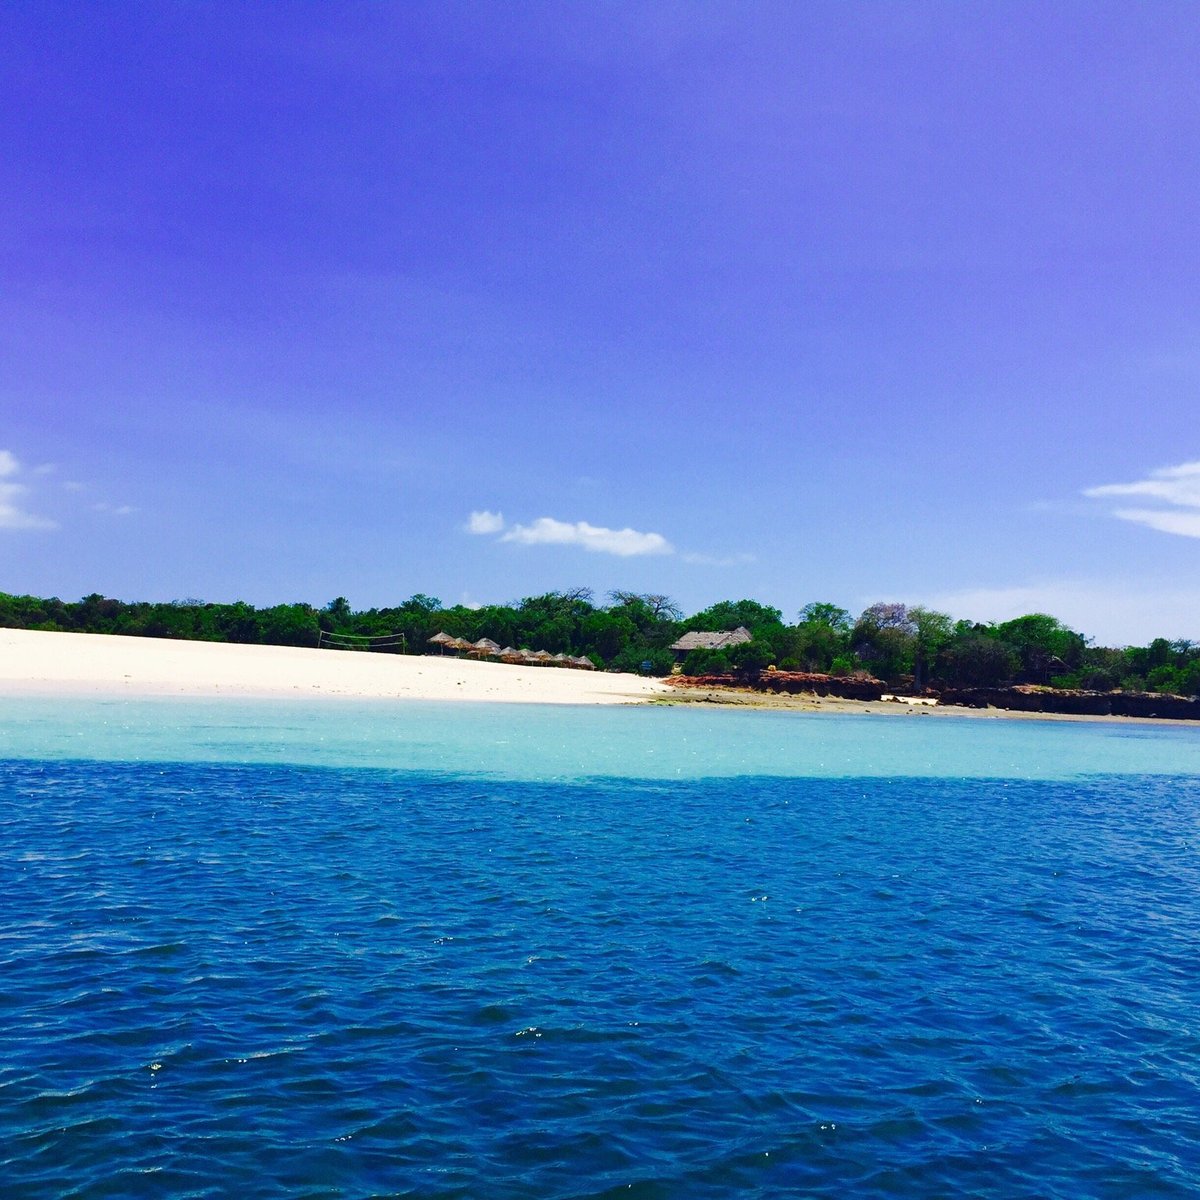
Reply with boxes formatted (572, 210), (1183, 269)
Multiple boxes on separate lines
(789, 604), (852, 672)
(851, 603), (918, 680)
(936, 631), (1018, 687)
(727, 640), (775, 674)
(909, 606), (954, 689)
(991, 613), (1087, 682)
(682, 648), (734, 676)
(1, 588), (1198, 695)
(798, 602), (852, 631)
(686, 599), (784, 638)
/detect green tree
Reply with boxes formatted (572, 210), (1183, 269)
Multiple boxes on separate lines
(583, 610), (635, 663)
(401, 593), (442, 614)
(685, 599), (783, 636)
(993, 614), (1086, 683)
(727, 639), (774, 675)
(851, 603), (916, 680)
(794, 601), (852, 671)
(259, 603), (321, 647)
(682, 647), (733, 675)
(609, 591), (683, 626)
(798, 602), (851, 631)
(214, 601), (262, 644)
(938, 631), (1017, 687)
(1176, 660), (1200, 697)
(320, 596), (352, 633)
(908, 606), (953, 689)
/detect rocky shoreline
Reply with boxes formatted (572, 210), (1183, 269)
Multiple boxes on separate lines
(667, 672), (1200, 721)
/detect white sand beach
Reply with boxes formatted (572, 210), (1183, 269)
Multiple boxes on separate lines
(0, 628), (669, 704)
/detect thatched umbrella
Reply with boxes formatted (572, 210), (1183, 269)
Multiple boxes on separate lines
(499, 646), (523, 662)
(446, 637), (473, 653)
(472, 637), (502, 657)
(571, 655), (596, 670)
(528, 649), (554, 665)
(428, 631), (455, 655)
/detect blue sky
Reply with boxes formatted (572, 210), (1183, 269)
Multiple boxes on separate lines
(3, 2), (1198, 644)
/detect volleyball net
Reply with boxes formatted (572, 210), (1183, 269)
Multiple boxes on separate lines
(317, 630), (407, 653)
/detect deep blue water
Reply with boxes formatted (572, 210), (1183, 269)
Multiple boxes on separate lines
(3, 700), (1200, 1197)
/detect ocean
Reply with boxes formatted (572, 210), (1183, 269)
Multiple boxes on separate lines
(2, 697), (1199, 1197)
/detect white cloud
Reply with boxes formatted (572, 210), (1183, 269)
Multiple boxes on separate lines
(466, 509), (505, 535)
(915, 580), (1200, 646)
(91, 502), (137, 516)
(0, 451), (57, 531)
(464, 509), (751, 562)
(1084, 460), (1200, 537)
(500, 516), (674, 557)
(1084, 459), (1200, 506)
(1110, 508), (1200, 539)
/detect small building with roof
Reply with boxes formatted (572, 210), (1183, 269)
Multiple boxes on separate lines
(668, 626), (753, 660)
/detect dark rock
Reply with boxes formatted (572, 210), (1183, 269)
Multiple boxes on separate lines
(670, 671), (886, 702)
(934, 685), (1200, 720)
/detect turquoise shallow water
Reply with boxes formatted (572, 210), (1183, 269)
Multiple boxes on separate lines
(3, 698), (1200, 1197)
(3, 695), (1200, 780)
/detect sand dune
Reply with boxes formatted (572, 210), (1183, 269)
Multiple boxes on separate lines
(0, 628), (668, 705)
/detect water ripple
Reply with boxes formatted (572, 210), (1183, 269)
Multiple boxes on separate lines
(2, 760), (1200, 1197)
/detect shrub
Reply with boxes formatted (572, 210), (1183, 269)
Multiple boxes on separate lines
(682, 648), (733, 675)
(1078, 669), (1119, 691)
(1147, 665), (1183, 694)
(938, 634), (1017, 688)
(728, 640), (773, 674)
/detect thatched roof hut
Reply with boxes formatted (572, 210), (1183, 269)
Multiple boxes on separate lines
(571, 655), (596, 670)
(669, 626), (753, 656)
(428, 631), (455, 645)
(471, 638), (502, 657)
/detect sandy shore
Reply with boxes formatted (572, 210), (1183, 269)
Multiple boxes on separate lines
(0, 628), (669, 705)
(3, 629), (1193, 726)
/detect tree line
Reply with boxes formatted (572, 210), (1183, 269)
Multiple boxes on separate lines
(2, 589), (1198, 697)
